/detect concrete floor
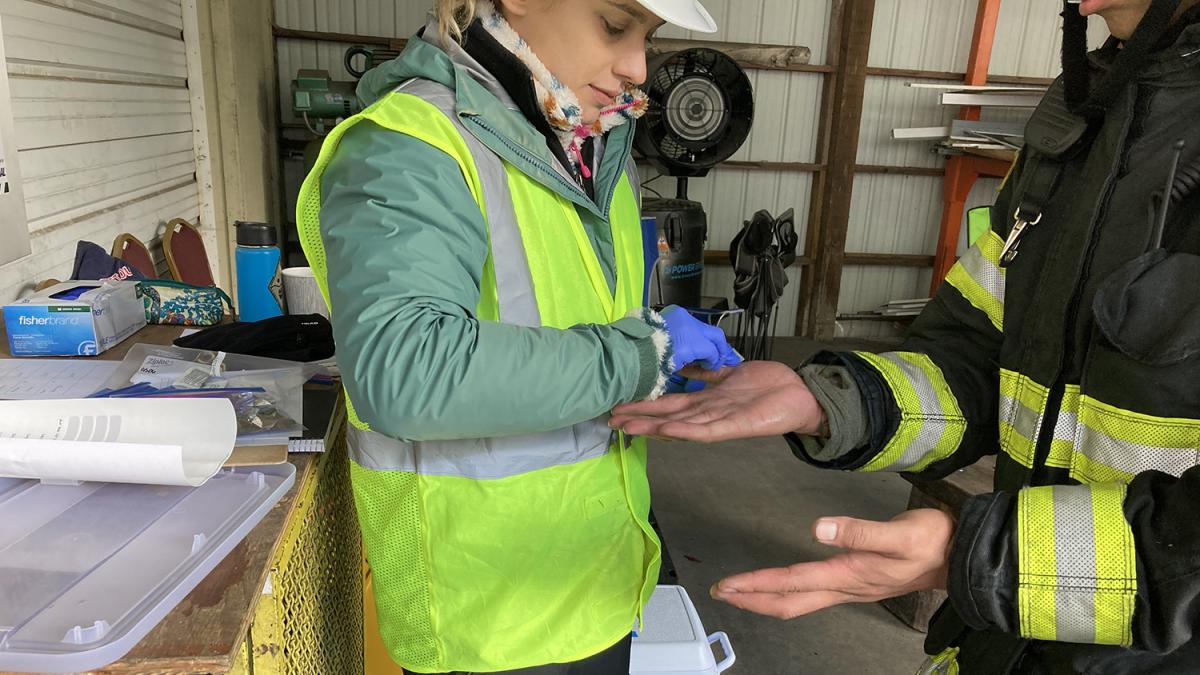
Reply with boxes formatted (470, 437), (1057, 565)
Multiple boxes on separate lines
(645, 337), (927, 674)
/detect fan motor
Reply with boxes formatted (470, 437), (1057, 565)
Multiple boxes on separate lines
(635, 48), (754, 178)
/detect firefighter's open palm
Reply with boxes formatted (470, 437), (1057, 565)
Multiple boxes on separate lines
(609, 360), (826, 440)
(709, 509), (955, 620)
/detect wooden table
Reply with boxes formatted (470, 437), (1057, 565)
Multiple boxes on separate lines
(0, 320), (337, 675)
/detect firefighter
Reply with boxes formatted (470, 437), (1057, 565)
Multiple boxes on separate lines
(611, 0), (1200, 672)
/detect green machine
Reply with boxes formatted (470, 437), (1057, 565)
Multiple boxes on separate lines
(291, 69), (361, 134)
(291, 46), (404, 172)
(291, 46), (402, 135)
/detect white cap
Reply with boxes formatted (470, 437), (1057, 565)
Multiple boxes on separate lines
(634, 0), (718, 33)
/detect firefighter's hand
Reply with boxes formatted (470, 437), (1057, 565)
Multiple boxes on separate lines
(610, 361), (827, 440)
(710, 509), (954, 620)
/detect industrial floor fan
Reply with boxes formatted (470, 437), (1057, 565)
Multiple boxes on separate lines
(635, 48), (754, 309)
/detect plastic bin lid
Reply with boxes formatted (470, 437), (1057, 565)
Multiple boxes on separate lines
(631, 585), (734, 675)
(0, 464), (295, 674)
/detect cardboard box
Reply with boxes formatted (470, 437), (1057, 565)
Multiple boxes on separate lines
(4, 281), (146, 356)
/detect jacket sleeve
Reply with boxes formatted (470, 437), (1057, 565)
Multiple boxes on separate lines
(949, 467), (1200, 653)
(320, 120), (667, 441)
(786, 155), (1024, 478)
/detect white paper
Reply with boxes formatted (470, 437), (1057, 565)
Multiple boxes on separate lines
(0, 360), (121, 400)
(288, 439), (325, 453)
(0, 398), (237, 486)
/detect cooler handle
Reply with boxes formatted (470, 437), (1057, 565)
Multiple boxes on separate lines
(708, 631), (736, 672)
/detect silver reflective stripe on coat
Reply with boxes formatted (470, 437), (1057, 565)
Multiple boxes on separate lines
(348, 79), (616, 479)
(878, 353), (948, 472)
(1051, 485), (1098, 643)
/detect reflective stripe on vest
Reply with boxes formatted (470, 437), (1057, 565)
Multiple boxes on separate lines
(343, 79), (614, 480)
(999, 369), (1200, 482)
(399, 79), (539, 327)
(852, 352), (967, 473)
(1016, 483), (1137, 646)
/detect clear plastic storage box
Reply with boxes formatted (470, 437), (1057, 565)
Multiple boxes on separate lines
(0, 464), (295, 673)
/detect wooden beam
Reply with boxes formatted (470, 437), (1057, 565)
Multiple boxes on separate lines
(799, 0), (875, 340)
(641, 160), (943, 176)
(857, 163), (943, 177)
(866, 66), (1053, 87)
(270, 24), (1058, 91)
(648, 37), (813, 72)
(704, 250), (814, 266)
(721, 160), (823, 173)
(273, 25), (400, 48)
(844, 253), (935, 267)
(796, 0), (845, 336)
(705, 250), (929, 268)
(272, 25), (823, 74)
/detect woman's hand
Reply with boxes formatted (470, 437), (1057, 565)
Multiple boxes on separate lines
(711, 509), (955, 619)
(659, 306), (741, 372)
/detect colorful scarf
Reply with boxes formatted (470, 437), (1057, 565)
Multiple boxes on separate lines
(476, 0), (649, 178)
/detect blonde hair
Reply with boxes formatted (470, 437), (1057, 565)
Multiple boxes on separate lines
(435, 0), (478, 46)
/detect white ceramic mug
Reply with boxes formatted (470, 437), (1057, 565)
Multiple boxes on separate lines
(281, 267), (329, 318)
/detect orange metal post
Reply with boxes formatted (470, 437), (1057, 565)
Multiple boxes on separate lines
(930, 0), (1004, 295)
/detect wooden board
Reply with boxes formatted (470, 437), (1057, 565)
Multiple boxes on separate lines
(225, 444), (288, 467)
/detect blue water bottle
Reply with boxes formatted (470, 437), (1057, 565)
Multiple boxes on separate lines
(234, 221), (284, 322)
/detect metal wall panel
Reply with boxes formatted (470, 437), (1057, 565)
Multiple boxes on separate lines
(654, 0), (832, 64)
(840, 0), (1107, 336)
(0, 0), (202, 303)
(869, 0), (977, 72)
(273, 1), (824, 336)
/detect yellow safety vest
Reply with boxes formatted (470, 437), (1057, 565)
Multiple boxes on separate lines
(297, 79), (660, 673)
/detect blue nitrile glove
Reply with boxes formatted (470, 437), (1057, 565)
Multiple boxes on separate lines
(666, 373), (710, 393)
(661, 305), (742, 373)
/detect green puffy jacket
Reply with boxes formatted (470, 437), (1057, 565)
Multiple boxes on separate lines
(319, 30), (666, 442)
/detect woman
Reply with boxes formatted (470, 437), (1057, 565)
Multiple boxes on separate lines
(296, 0), (733, 673)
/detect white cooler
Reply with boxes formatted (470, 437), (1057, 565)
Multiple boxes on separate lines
(630, 585), (737, 674)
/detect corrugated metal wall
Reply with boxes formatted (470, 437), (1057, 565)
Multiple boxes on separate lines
(836, 0), (1109, 338)
(274, 0), (1108, 338)
(649, 0), (828, 336)
(0, 0), (205, 303)
(273, 0), (826, 336)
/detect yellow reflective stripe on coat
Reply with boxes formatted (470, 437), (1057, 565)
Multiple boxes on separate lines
(998, 370), (1061, 469)
(853, 352), (966, 473)
(998, 368), (1200, 483)
(1059, 395), (1200, 484)
(915, 648), (960, 675)
(945, 228), (1005, 331)
(1017, 483), (1137, 646)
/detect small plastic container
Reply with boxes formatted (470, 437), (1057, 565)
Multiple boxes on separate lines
(631, 585), (737, 674)
(0, 464), (295, 673)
